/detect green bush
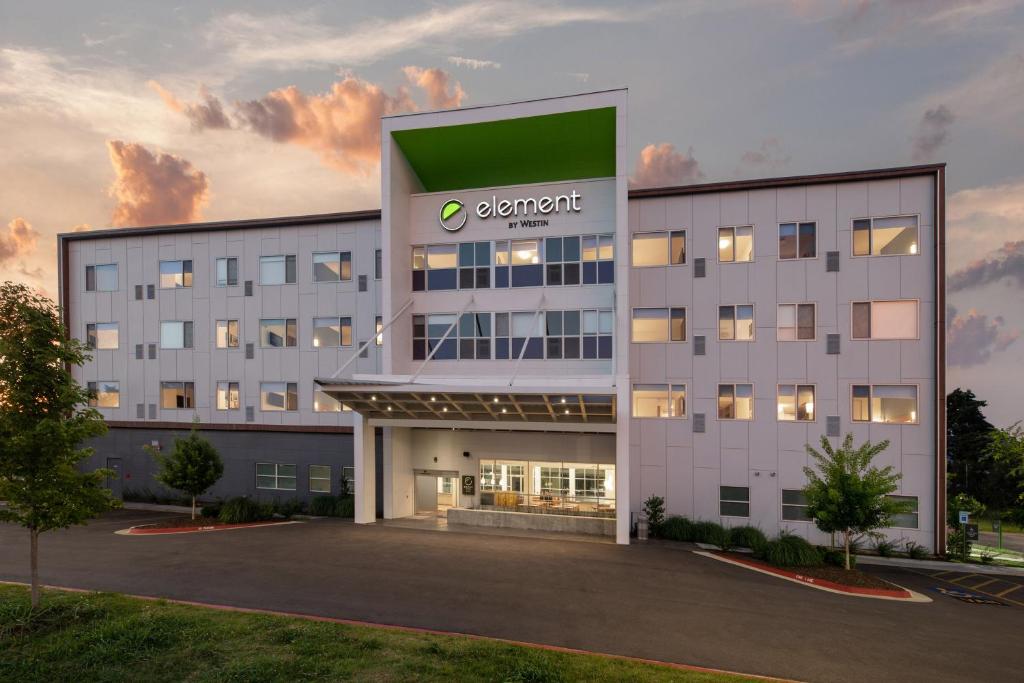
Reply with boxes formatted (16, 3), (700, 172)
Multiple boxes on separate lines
(690, 521), (727, 545)
(905, 541), (929, 560)
(199, 503), (221, 519)
(218, 497), (274, 524)
(820, 547), (856, 569)
(336, 496), (354, 518)
(759, 533), (823, 568)
(728, 525), (767, 552)
(308, 495), (355, 518)
(874, 537), (898, 558)
(272, 498), (306, 517)
(657, 516), (693, 541)
(947, 527), (972, 561)
(642, 496), (665, 535)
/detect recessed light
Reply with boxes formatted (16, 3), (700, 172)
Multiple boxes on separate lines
(493, 397), (499, 403)
(501, 408), (507, 413)
(560, 397), (566, 404)
(430, 396), (436, 401)
(370, 395), (377, 401)
(442, 407), (448, 412)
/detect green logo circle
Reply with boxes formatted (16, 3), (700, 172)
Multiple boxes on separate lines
(439, 199), (466, 232)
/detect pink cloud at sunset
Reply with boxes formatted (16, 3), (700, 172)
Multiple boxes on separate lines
(107, 141), (210, 227)
(947, 305), (1020, 368)
(629, 143), (703, 189)
(401, 66), (466, 109)
(0, 217), (40, 265)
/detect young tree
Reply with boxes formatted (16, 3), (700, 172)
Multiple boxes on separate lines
(802, 434), (911, 570)
(991, 422), (1024, 524)
(0, 282), (119, 608)
(144, 420), (223, 519)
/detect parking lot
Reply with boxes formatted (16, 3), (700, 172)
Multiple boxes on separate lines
(2, 511), (1022, 683)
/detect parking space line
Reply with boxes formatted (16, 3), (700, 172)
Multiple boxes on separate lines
(969, 578), (1000, 590)
(904, 568), (1024, 608)
(930, 570), (956, 578)
(995, 584), (1022, 598)
(947, 573), (979, 584)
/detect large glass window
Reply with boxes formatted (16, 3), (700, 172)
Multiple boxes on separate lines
(87, 381), (119, 408)
(260, 255), (296, 285)
(313, 388), (350, 413)
(632, 384), (686, 418)
(852, 385), (918, 424)
(312, 317), (351, 347)
(86, 322), (119, 350)
(777, 304), (815, 341)
(718, 384), (753, 420)
(412, 314), (458, 361)
(216, 381), (240, 410)
(582, 309), (613, 359)
(632, 230), (685, 266)
(215, 320), (239, 349)
(778, 384), (815, 422)
(412, 244), (457, 291)
(479, 459), (615, 515)
(509, 239), (543, 287)
(309, 465), (332, 493)
(545, 236), (579, 286)
(313, 252), (352, 282)
(779, 222), (816, 259)
(459, 312), (492, 360)
(216, 257), (238, 287)
(782, 489), (811, 521)
(159, 260), (193, 289)
(160, 321), (193, 349)
(545, 310), (580, 359)
(887, 495), (919, 528)
(851, 300), (918, 340)
(260, 382), (298, 411)
(260, 319), (297, 347)
(256, 463), (296, 490)
(85, 264), (118, 292)
(719, 226), (753, 263)
(720, 486), (750, 517)
(719, 305), (754, 341)
(458, 241), (491, 289)
(631, 308), (686, 343)
(853, 215), (919, 256)
(160, 381), (194, 409)
(582, 234), (614, 284)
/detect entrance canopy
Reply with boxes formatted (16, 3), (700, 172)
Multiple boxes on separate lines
(315, 376), (617, 428)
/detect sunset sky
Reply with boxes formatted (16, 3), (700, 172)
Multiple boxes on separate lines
(1, 1), (1022, 424)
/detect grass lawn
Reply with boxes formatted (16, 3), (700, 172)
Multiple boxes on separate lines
(0, 585), (755, 683)
(979, 517), (1024, 534)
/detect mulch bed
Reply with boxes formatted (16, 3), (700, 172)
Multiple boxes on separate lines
(718, 551), (908, 594)
(137, 516), (278, 530)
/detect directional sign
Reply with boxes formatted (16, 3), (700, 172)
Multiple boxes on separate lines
(965, 523), (979, 541)
(959, 510), (970, 524)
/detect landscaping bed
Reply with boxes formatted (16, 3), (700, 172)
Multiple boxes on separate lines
(718, 552), (901, 591)
(125, 515), (292, 534)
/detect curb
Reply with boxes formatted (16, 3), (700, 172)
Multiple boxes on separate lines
(116, 520), (302, 536)
(695, 551), (931, 602)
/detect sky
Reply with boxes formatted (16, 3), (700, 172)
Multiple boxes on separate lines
(0, 0), (1022, 425)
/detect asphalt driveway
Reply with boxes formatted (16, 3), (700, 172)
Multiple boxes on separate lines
(2, 511), (1022, 683)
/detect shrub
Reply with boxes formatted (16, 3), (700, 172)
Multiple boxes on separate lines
(905, 541), (929, 560)
(729, 525), (767, 552)
(947, 527), (972, 561)
(820, 547), (856, 569)
(199, 503), (221, 519)
(310, 496), (339, 517)
(658, 516), (693, 542)
(272, 498), (307, 517)
(760, 533), (823, 568)
(874, 537), (898, 558)
(642, 496), (666, 535)
(690, 521), (727, 545)
(707, 524), (733, 551)
(335, 496), (355, 518)
(218, 497), (274, 524)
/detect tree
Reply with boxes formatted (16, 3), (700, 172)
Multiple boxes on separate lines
(144, 419), (223, 519)
(0, 282), (119, 608)
(946, 389), (996, 502)
(802, 434), (911, 570)
(991, 422), (1024, 524)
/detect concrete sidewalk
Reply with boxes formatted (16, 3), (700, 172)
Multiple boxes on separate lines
(857, 554), (1024, 576)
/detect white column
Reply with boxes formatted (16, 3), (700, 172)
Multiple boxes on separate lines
(615, 382), (631, 545)
(353, 412), (376, 524)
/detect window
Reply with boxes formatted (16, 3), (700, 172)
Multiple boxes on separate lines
(160, 381), (194, 409)
(544, 236), (579, 286)
(853, 215), (919, 256)
(86, 322), (119, 349)
(313, 252), (352, 282)
(260, 382), (298, 411)
(215, 320), (239, 348)
(887, 495), (919, 528)
(777, 304), (816, 341)
(159, 260), (193, 289)
(632, 384), (686, 418)
(309, 465), (332, 493)
(782, 489), (811, 521)
(87, 381), (119, 408)
(851, 300), (918, 340)
(718, 384), (753, 420)
(720, 486), (749, 517)
(718, 226), (753, 263)
(779, 222), (816, 259)
(581, 234), (615, 284)
(260, 255), (296, 285)
(312, 317), (351, 347)
(85, 264), (118, 292)
(852, 385), (918, 424)
(544, 310), (579, 359)
(632, 230), (685, 266)
(412, 244), (457, 291)
(631, 308), (686, 342)
(216, 257), (238, 286)
(582, 309), (613, 359)
(256, 463), (296, 491)
(458, 241), (491, 289)
(375, 316), (383, 346)
(719, 305), (754, 341)
(160, 321), (193, 349)
(216, 381), (240, 410)
(479, 460), (615, 510)
(260, 319), (297, 347)
(374, 248), (382, 279)
(778, 384), (815, 421)
(341, 466), (355, 494)
(480, 461), (526, 493)
(412, 313), (458, 361)
(459, 312), (492, 360)
(314, 388), (350, 413)
(509, 239), (543, 287)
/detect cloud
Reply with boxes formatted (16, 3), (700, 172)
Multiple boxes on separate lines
(148, 81), (232, 132)
(738, 137), (791, 172)
(71, 223), (92, 232)
(566, 72), (590, 83)
(949, 241), (1024, 292)
(920, 51), (1024, 138)
(0, 217), (40, 265)
(448, 56), (500, 70)
(629, 143), (704, 189)
(947, 305), (1020, 367)
(107, 141), (210, 227)
(911, 105), (954, 161)
(947, 179), (1024, 269)
(205, 3), (644, 70)
(402, 66), (465, 109)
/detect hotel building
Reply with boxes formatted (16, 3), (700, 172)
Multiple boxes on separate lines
(60, 90), (946, 551)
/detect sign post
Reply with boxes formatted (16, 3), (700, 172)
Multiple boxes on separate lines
(993, 519), (1002, 549)
(959, 511), (970, 559)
